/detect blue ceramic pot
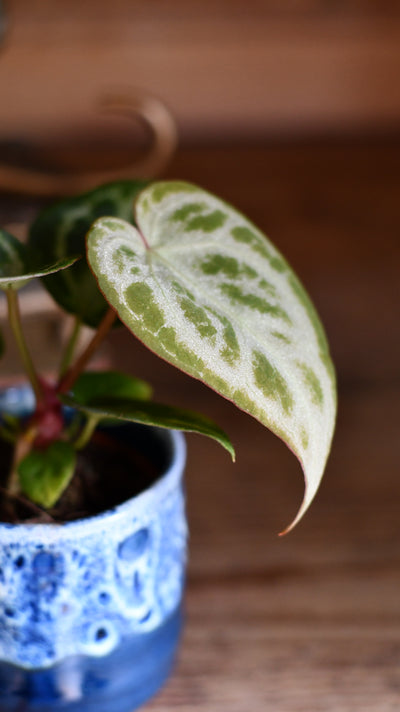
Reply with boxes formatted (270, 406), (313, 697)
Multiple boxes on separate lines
(0, 386), (187, 712)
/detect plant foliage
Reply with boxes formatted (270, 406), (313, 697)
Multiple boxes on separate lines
(0, 180), (336, 529)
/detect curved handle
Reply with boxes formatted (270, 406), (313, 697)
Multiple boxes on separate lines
(0, 91), (178, 197)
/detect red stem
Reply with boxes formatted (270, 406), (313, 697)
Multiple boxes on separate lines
(57, 308), (117, 394)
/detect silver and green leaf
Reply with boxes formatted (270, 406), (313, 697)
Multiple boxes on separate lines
(87, 181), (337, 530)
(27, 180), (148, 327)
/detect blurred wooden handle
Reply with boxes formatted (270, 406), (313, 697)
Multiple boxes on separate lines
(0, 90), (178, 197)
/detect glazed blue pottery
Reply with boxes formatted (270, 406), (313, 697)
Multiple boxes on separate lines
(0, 386), (187, 712)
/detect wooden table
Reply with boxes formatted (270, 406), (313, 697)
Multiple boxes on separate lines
(2, 140), (400, 710)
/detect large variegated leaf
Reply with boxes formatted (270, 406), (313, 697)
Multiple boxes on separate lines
(86, 181), (337, 530)
(27, 180), (147, 327)
(0, 228), (78, 290)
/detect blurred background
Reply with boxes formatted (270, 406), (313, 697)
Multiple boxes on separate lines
(1, 1), (399, 143)
(0, 3), (400, 709)
(0, 0), (398, 382)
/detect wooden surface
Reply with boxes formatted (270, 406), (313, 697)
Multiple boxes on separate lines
(1, 140), (399, 710)
(108, 142), (399, 711)
(1, 1), (400, 141)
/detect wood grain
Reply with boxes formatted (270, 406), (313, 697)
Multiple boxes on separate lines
(1, 1), (399, 141)
(10, 0), (400, 26)
(108, 142), (400, 711)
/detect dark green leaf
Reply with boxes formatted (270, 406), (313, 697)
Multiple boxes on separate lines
(0, 327), (4, 358)
(62, 394), (235, 460)
(0, 255), (80, 290)
(71, 370), (152, 405)
(0, 227), (79, 290)
(0, 228), (28, 290)
(18, 441), (76, 508)
(27, 179), (148, 327)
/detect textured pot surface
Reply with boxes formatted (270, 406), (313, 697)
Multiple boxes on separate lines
(0, 386), (187, 712)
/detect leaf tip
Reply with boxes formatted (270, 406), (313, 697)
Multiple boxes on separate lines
(278, 461), (320, 536)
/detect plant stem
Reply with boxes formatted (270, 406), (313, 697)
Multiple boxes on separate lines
(59, 317), (82, 379)
(64, 412), (84, 443)
(74, 415), (101, 451)
(6, 425), (37, 497)
(6, 288), (43, 404)
(0, 426), (17, 444)
(58, 308), (117, 394)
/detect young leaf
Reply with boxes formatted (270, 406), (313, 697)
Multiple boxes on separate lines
(87, 181), (337, 530)
(0, 228), (79, 290)
(71, 370), (152, 405)
(18, 441), (76, 508)
(62, 394), (235, 460)
(27, 180), (148, 327)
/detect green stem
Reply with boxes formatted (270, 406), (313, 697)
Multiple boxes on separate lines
(74, 415), (101, 451)
(59, 317), (82, 379)
(58, 308), (117, 394)
(0, 426), (17, 444)
(64, 412), (84, 443)
(6, 425), (37, 497)
(6, 288), (43, 404)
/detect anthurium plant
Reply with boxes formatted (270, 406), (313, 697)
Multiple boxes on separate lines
(0, 179), (336, 530)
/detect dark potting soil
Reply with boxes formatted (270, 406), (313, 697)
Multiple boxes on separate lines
(0, 430), (160, 524)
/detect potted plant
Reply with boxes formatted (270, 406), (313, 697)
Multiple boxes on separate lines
(0, 178), (336, 712)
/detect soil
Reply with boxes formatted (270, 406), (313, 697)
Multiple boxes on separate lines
(0, 429), (161, 524)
